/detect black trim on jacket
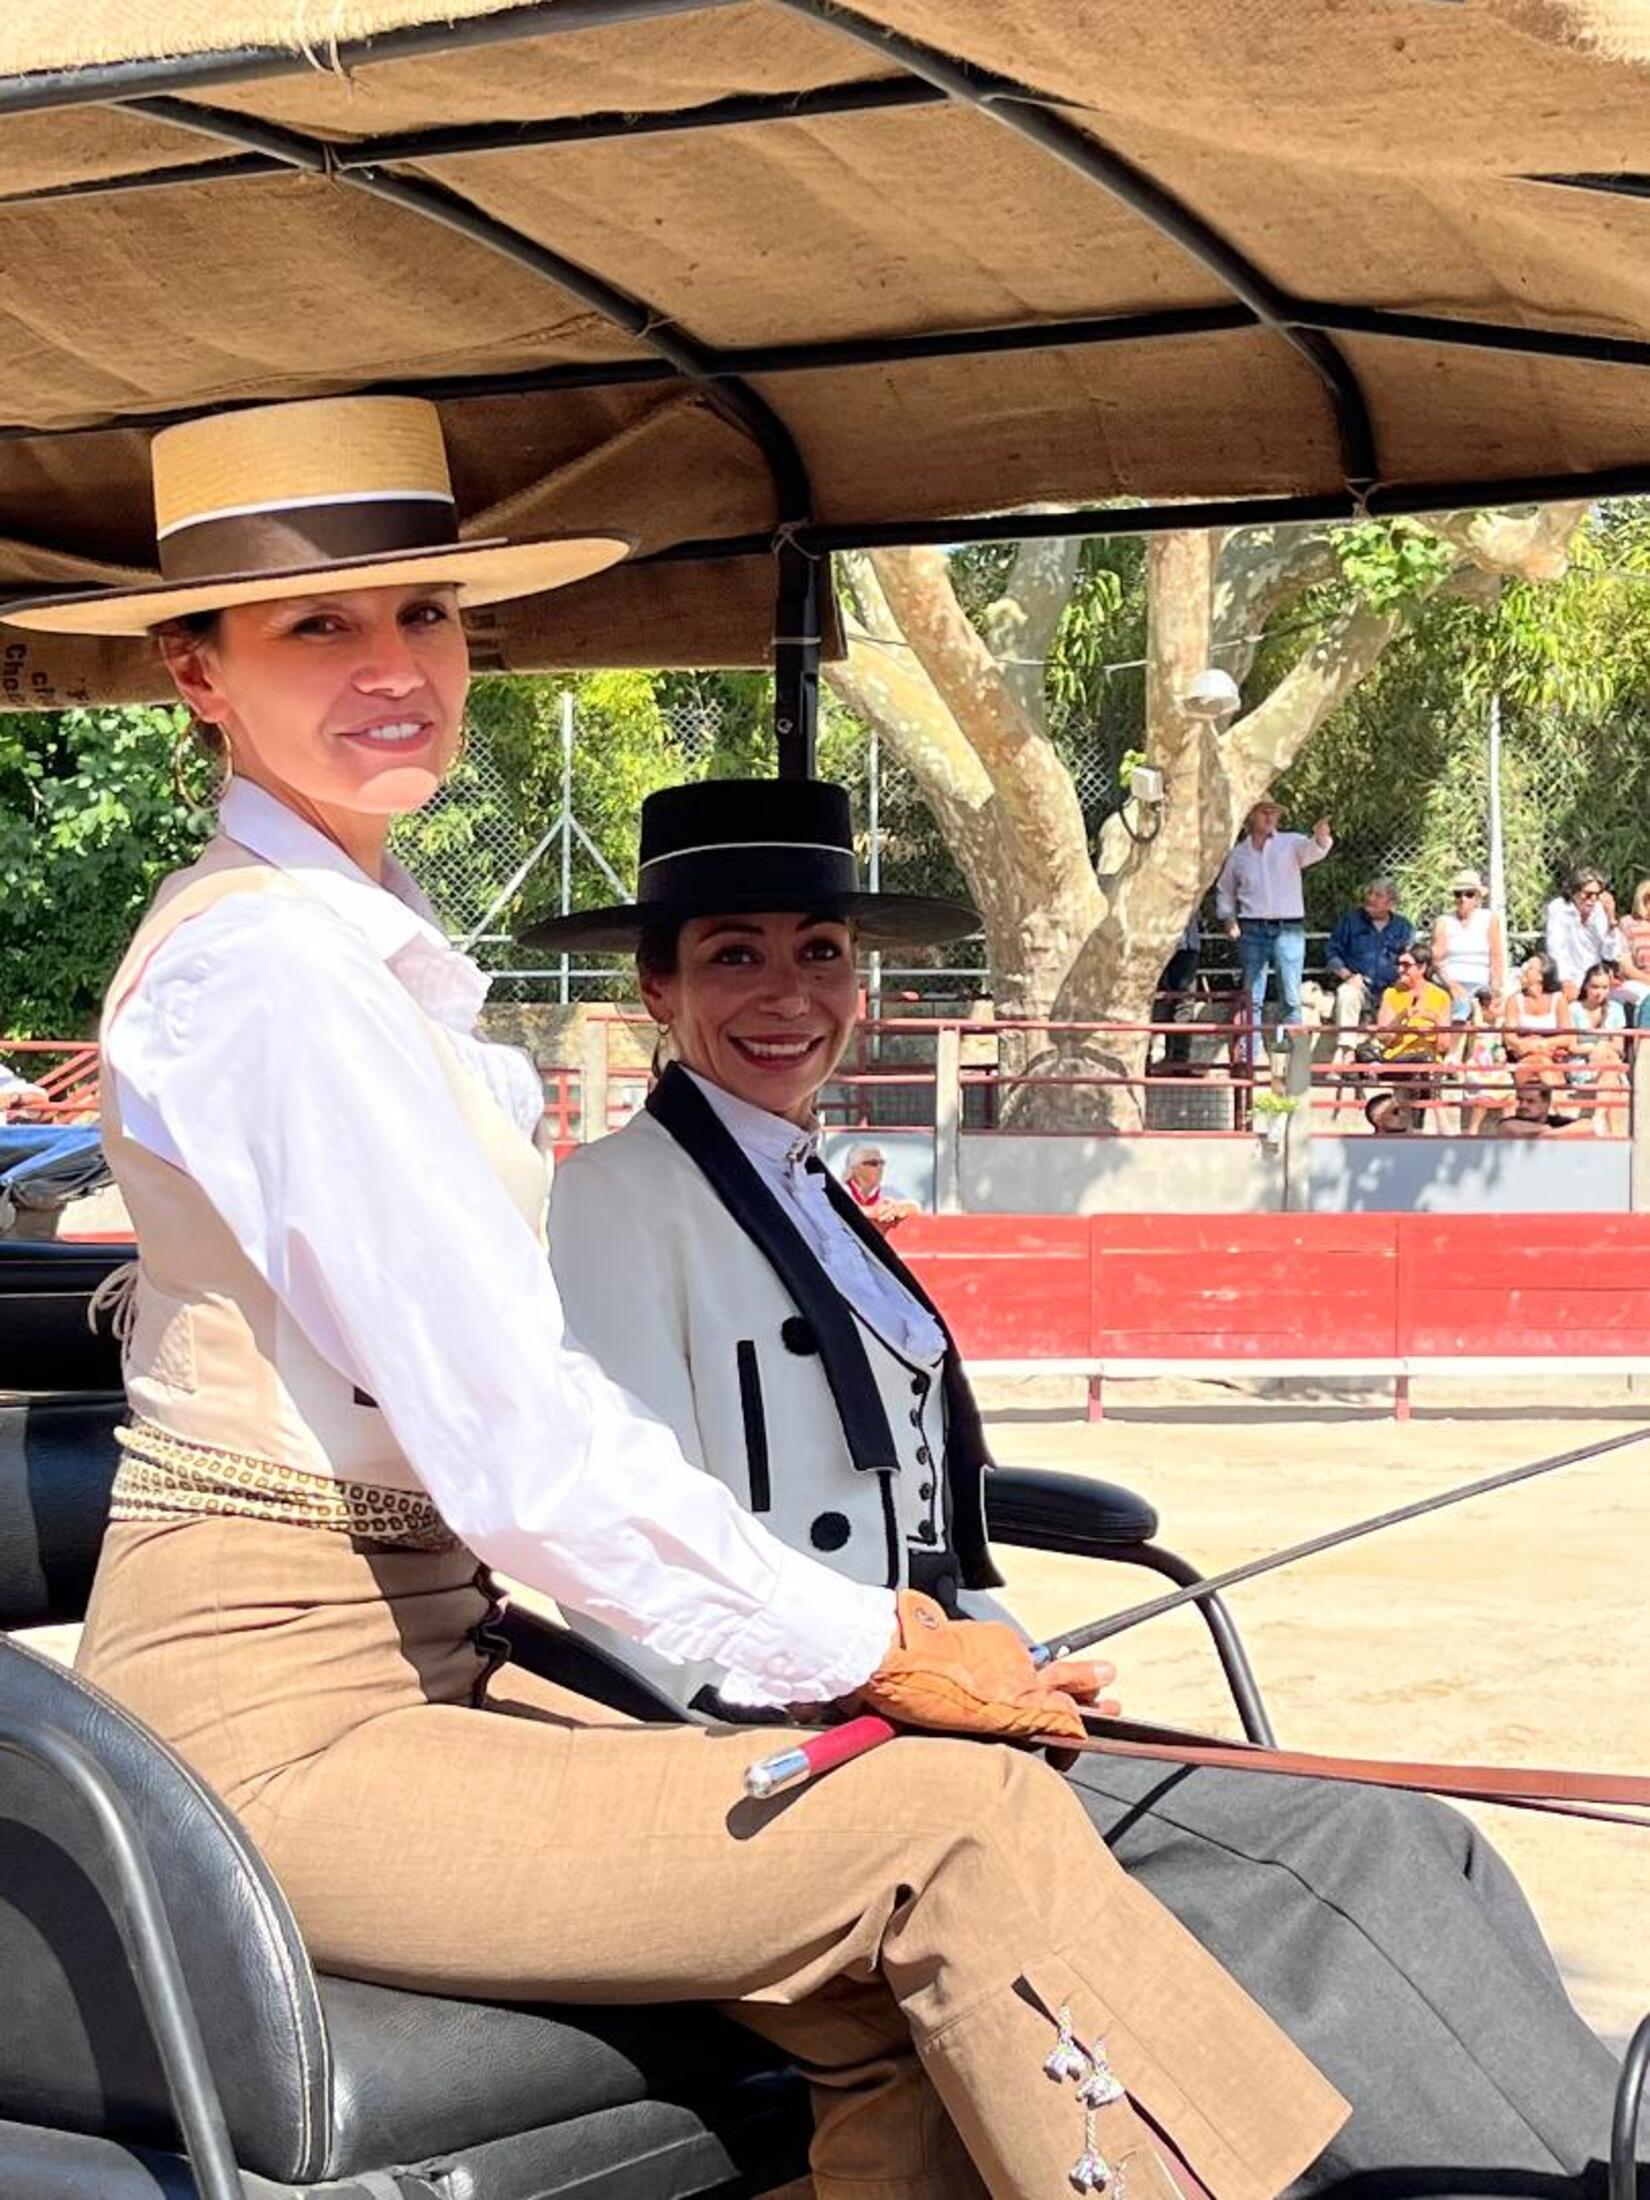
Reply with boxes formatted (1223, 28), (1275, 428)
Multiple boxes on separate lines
(645, 1065), (1001, 1592)
(734, 1340), (772, 1512)
(814, 1161), (1000, 1592)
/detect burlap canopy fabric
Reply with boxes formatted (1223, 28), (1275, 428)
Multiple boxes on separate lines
(4, 0), (1650, 701)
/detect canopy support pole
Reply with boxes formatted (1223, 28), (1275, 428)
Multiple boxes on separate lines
(774, 543), (820, 779)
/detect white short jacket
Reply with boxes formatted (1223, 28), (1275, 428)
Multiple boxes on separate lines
(549, 1067), (1000, 1711)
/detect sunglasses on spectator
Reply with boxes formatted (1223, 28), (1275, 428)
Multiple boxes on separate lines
(1453, 887), (1480, 898)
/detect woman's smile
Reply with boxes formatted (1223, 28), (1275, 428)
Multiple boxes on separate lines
(334, 713), (438, 754)
(727, 1032), (827, 1068)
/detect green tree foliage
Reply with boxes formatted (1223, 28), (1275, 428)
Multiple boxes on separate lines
(1269, 503), (1650, 935)
(398, 668), (685, 942)
(0, 704), (209, 1036)
(11, 502), (1650, 1035)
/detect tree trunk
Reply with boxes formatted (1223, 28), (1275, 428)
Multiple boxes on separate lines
(826, 512), (1588, 1130)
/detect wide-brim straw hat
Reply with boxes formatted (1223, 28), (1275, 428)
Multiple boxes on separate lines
(0, 395), (629, 636)
(522, 779), (979, 952)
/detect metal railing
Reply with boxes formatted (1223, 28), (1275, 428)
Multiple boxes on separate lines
(9, 1012), (1642, 1150)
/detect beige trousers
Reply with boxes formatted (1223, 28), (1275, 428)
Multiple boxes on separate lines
(77, 1516), (1345, 2200)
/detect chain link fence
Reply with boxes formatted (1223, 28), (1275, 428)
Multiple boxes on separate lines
(396, 678), (1632, 1001)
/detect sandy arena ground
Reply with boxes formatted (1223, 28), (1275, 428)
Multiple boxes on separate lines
(974, 1376), (1650, 2052)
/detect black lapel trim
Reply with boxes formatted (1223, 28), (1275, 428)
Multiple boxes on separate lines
(646, 1066), (902, 1479)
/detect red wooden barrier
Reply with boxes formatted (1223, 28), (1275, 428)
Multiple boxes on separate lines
(899, 1214), (1650, 1385)
(894, 1216), (1091, 1360)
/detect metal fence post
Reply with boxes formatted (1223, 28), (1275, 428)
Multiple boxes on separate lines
(580, 1017), (609, 1145)
(1631, 1036), (1650, 1214)
(934, 1024), (962, 1215)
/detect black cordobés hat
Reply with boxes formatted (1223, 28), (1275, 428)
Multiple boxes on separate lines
(521, 779), (978, 952)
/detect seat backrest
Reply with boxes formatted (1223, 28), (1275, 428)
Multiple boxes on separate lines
(0, 1635), (333, 2183)
(0, 1397), (123, 1630)
(0, 1241), (127, 1392)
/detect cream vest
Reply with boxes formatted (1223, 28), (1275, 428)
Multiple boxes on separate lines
(100, 840), (549, 1491)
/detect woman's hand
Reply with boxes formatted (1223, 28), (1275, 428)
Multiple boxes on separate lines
(851, 1592), (1118, 1742)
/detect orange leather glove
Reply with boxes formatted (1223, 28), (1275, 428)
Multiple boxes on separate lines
(854, 1591), (1113, 1742)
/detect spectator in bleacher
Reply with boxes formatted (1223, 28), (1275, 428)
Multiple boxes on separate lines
(1152, 909), (1202, 1067)
(1372, 944), (1452, 1126)
(841, 1142), (919, 1236)
(1567, 961), (1629, 1138)
(1460, 988), (1514, 1136)
(1503, 953), (1574, 1065)
(0, 1059), (48, 1117)
(1363, 1088), (1416, 1135)
(1431, 870), (1506, 1022)
(1493, 1060), (1589, 1138)
(1543, 867), (1648, 1010)
(1214, 798), (1332, 1059)
(1617, 879), (1650, 1029)
(1324, 877), (1411, 1034)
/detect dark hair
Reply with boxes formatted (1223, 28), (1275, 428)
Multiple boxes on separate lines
(1580, 960), (1615, 996)
(636, 916), (684, 983)
(1364, 1090), (1411, 1133)
(1567, 867), (1605, 898)
(1396, 943), (1433, 975)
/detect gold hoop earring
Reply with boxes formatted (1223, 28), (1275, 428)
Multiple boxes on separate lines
(170, 711), (231, 811)
(650, 1023), (673, 1082)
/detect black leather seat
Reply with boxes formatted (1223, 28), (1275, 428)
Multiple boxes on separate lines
(0, 1395), (807, 2200)
(0, 1393), (1269, 2199)
(0, 1240), (126, 1392)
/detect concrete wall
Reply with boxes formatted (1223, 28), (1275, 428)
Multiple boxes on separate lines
(1307, 1133), (1630, 1213)
(944, 1130), (1631, 1216)
(959, 1134), (1277, 1214)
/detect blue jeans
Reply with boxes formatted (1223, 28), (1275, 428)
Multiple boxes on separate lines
(1237, 919), (1306, 1059)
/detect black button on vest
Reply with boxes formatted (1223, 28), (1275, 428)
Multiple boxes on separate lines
(915, 1521), (938, 1545)
(781, 1316), (819, 1356)
(810, 1511), (852, 1552)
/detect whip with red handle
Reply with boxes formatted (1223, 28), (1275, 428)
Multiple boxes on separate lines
(742, 1425), (1650, 1807)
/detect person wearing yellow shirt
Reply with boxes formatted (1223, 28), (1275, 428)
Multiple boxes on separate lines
(1373, 944), (1453, 1127)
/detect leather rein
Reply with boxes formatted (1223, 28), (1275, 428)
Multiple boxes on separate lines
(1033, 1424), (1650, 1828)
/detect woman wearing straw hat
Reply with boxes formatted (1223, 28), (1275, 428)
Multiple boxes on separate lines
(0, 396), (1348, 2200)
(541, 779), (1648, 2200)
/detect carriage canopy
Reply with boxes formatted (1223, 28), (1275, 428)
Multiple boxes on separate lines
(4, 0), (1650, 708)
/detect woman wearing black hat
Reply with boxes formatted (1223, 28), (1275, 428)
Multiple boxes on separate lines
(0, 398), (1346, 2200)
(544, 777), (1644, 2200)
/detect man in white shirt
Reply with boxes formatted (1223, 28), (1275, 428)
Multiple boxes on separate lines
(1214, 800), (1332, 1060)
(1543, 868), (1647, 1008)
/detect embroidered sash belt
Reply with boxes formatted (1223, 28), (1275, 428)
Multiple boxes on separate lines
(111, 1418), (460, 1552)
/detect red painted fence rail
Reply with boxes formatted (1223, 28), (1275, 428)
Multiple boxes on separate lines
(897, 1214), (1650, 1368)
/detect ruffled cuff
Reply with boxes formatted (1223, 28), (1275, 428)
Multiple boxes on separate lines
(714, 1553), (896, 1710)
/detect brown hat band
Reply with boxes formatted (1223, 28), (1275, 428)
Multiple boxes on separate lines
(159, 494), (459, 583)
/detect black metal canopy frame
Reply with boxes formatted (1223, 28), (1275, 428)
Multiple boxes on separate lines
(4, 0), (1650, 773)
